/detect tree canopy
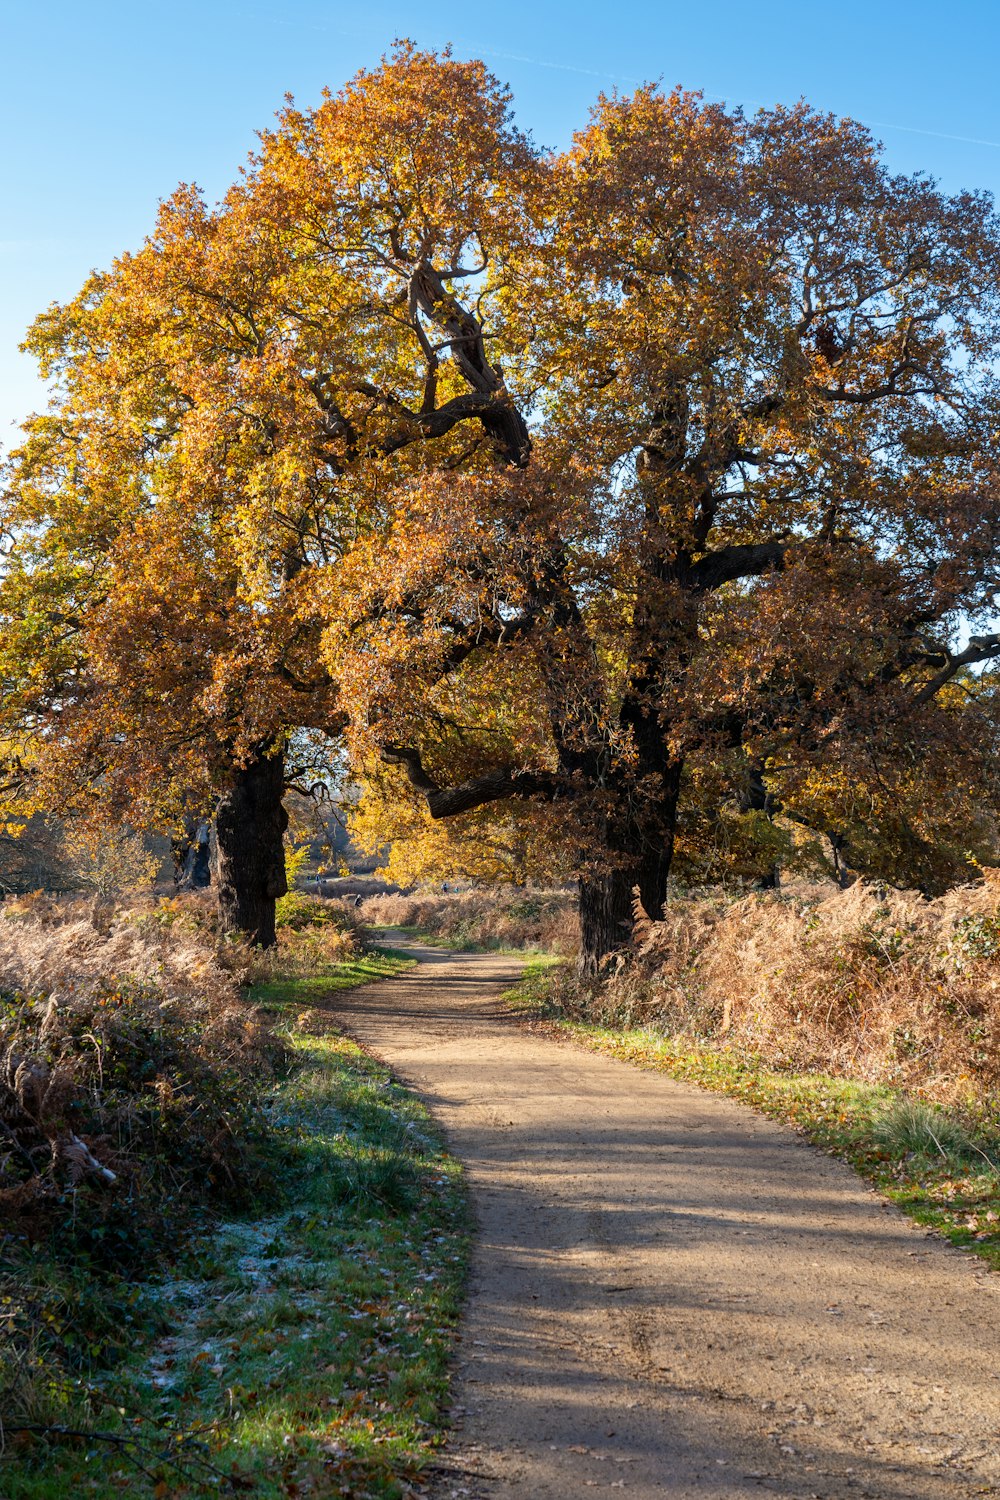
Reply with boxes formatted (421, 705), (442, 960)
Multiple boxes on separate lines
(4, 44), (1000, 960)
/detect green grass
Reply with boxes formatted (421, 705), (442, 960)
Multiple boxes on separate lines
(506, 964), (1000, 1271)
(367, 922), (556, 958)
(248, 948), (416, 1010)
(2, 961), (466, 1498)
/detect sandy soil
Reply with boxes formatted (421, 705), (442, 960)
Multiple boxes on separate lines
(331, 938), (1000, 1499)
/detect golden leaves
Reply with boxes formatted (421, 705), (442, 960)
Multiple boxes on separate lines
(5, 45), (1000, 900)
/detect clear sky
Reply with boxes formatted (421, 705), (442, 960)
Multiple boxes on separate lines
(3, 0), (1000, 446)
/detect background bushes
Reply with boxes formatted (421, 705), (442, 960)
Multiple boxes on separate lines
(549, 874), (1000, 1101)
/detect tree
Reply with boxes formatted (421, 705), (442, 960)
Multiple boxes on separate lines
(6, 47), (1000, 965)
(0, 387), (336, 941)
(312, 62), (1000, 968)
(0, 43), (537, 941)
(0, 177), (346, 939)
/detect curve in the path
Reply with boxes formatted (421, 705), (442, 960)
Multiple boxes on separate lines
(331, 937), (1000, 1500)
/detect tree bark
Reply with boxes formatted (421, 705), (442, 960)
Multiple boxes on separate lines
(636, 843), (672, 926)
(578, 862), (636, 977)
(577, 755), (682, 972)
(172, 819), (212, 890)
(214, 750), (288, 947)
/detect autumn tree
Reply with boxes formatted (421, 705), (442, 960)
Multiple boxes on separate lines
(0, 184), (343, 942)
(0, 45), (538, 942)
(308, 57), (1000, 967)
(6, 46), (1000, 964)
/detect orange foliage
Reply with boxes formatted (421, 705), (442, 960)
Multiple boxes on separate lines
(4, 47), (1000, 962)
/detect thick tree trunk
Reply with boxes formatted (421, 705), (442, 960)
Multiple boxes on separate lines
(636, 845), (671, 925)
(578, 862), (636, 977)
(214, 751), (288, 947)
(578, 847), (671, 975)
(578, 767), (682, 974)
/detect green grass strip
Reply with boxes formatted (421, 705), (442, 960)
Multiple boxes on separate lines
(247, 947), (415, 1009)
(3, 967), (466, 1498)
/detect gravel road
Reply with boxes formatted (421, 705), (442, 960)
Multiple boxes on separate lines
(332, 937), (1000, 1499)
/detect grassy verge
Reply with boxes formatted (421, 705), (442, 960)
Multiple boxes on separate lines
(3, 957), (466, 1499)
(365, 921), (498, 953)
(366, 922), (551, 958)
(248, 947), (416, 1008)
(508, 961), (1000, 1271)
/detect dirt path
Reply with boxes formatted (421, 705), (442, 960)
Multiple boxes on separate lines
(332, 939), (1000, 1499)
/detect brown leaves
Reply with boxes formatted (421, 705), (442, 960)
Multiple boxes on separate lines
(6, 46), (1000, 942)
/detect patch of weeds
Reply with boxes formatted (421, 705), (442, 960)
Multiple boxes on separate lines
(3, 1004), (467, 1498)
(506, 966), (1000, 1272)
(502, 955), (562, 1007)
(871, 1098), (997, 1170)
(275, 888), (350, 930)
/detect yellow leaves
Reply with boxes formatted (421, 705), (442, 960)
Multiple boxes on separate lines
(351, 764), (572, 887)
(4, 43), (1000, 913)
(60, 822), (160, 897)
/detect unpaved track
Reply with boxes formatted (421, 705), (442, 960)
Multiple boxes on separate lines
(332, 939), (1000, 1499)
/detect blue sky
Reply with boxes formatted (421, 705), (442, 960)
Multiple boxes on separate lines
(3, 0), (1000, 444)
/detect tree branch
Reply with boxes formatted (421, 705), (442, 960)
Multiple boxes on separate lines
(912, 632), (1000, 704)
(406, 262), (531, 466)
(689, 537), (791, 591)
(382, 745), (555, 818)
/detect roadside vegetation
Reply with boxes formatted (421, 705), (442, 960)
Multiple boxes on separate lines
(0, 891), (463, 1498)
(498, 875), (1000, 1269)
(361, 887), (577, 956)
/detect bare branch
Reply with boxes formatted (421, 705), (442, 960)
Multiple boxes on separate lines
(912, 632), (1000, 704)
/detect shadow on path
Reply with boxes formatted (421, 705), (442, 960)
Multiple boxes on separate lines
(327, 937), (1000, 1500)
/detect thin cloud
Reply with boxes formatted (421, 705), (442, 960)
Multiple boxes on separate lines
(472, 41), (1000, 153)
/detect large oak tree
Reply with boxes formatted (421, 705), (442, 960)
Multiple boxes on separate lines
(307, 53), (1000, 965)
(5, 45), (1000, 964)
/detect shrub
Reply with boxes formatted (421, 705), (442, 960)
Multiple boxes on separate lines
(0, 895), (288, 1425)
(0, 903), (286, 1250)
(276, 887), (348, 930)
(360, 886), (578, 954)
(557, 874), (1000, 1101)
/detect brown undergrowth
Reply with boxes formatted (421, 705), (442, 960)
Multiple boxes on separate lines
(362, 885), (578, 954)
(0, 889), (369, 1240)
(0, 888), (365, 1435)
(550, 874), (1000, 1103)
(0, 893), (286, 1235)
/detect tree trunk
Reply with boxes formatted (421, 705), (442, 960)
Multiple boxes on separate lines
(172, 819), (212, 890)
(578, 862), (636, 977)
(636, 845), (671, 924)
(214, 751), (288, 947)
(578, 768), (682, 974)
